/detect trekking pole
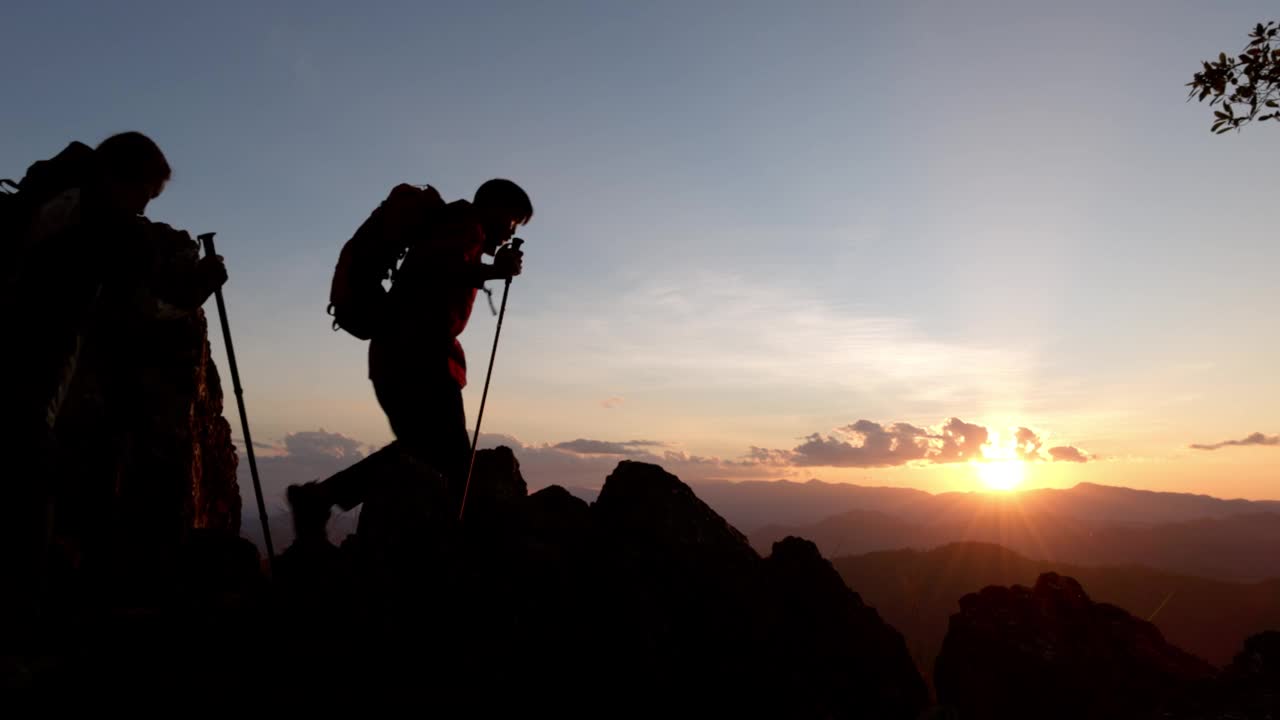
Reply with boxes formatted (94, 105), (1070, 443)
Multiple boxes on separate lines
(458, 238), (523, 522)
(198, 232), (276, 572)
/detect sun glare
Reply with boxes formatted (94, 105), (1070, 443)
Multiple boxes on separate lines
(976, 460), (1026, 491)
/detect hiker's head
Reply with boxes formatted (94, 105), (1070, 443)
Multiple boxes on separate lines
(95, 132), (171, 216)
(474, 179), (532, 254)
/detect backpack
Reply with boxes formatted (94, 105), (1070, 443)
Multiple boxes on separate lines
(0, 141), (98, 432)
(327, 183), (445, 340)
(1, 141), (96, 279)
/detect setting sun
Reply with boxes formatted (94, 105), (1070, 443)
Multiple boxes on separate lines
(975, 460), (1026, 491)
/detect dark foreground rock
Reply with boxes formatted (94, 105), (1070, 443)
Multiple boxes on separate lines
(14, 456), (929, 719)
(935, 572), (1220, 719)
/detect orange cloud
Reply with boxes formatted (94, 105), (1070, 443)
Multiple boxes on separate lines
(784, 417), (992, 468)
(1048, 446), (1090, 463)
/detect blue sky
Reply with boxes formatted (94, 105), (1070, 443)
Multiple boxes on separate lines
(4, 1), (1277, 505)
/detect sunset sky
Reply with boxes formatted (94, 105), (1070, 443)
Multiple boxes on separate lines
(4, 1), (1276, 507)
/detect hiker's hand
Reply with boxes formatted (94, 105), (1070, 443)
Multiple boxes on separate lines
(197, 254), (229, 296)
(492, 244), (524, 280)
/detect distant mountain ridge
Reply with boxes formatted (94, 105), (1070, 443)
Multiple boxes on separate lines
(692, 478), (1280, 533)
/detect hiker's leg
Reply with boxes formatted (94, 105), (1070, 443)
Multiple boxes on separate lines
(402, 376), (469, 510)
(372, 369), (424, 450)
(295, 369), (424, 516)
(294, 371), (467, 523)
(434, 379), (471, 510)
(318, 444), (402, 512)
(420, 376), (470, 489)
(375, 372), (469, 488)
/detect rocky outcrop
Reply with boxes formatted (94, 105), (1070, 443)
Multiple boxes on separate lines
(761, 537), (930, 718)
(186, 311), (240, 533)
(1170, 631), (1280, 719)
(52, 293), (240, 579)
(269, 455), (930, 717)
(1223, 631), (1280, 701)
(935, 572), (1216, 719)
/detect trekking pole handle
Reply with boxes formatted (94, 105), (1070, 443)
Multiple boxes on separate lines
(198, 231), (217, 256)
(506, 237), (523, 286)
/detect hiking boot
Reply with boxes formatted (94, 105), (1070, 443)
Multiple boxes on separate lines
(286, 482), (332, 546)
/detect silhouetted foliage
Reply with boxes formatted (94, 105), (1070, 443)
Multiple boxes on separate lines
(1188, 21), (1280, 133)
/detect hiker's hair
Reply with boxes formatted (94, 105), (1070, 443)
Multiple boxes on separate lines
(474, 179), (533, 225)
(95, 132), (172, 186)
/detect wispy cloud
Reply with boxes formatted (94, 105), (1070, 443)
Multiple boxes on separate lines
(1190, 432), (1280, 451)
(523, 271), (1034, 408)
(552, 438), (666, 455)
(480, 433), (786, 490)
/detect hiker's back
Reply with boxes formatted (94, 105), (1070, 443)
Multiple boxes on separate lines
(386, 200), (486, 334)
(370, 199), (486, 388)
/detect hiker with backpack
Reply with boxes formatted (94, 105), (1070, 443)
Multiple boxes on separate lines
(0, 133), (228, 639)
(286, 179), (531, 542)
(2, 132), (227, 444)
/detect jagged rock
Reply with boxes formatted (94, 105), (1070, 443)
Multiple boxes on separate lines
(935, 572), (1216, 719)
(44, 284), (243, 603)
(467, 445), (527, 505)
(353, 447), (453, 578)
(1171, 631), (1280, 719)
(580, 462), (765, 712)
(187, 318), (240, 533)
(16, 300), (256, 687)
(592, 460), (757, 566)
(116, 306), (242, 542)
(460, 445), (528, 538)
(525, 484), (590, 544)
(760, 537), (929, 719)
(49, 455), (929, 715)
(1218, 631), (1280, 718)
(568, 464), (927, 718)
(1225, 630), (1280, 684)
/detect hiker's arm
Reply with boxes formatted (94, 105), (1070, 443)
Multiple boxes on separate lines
(454, 244), (522, 287)
(162, 253), (226, 309)
(187, 255), (228, 306)
(144, 224), (227, 311)
(453, 255), (521, 288)
(411, 228), (522, 289)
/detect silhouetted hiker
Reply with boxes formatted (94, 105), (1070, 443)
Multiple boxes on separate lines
(287, 179), (531, 542)
(0, 133), (228, 629)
